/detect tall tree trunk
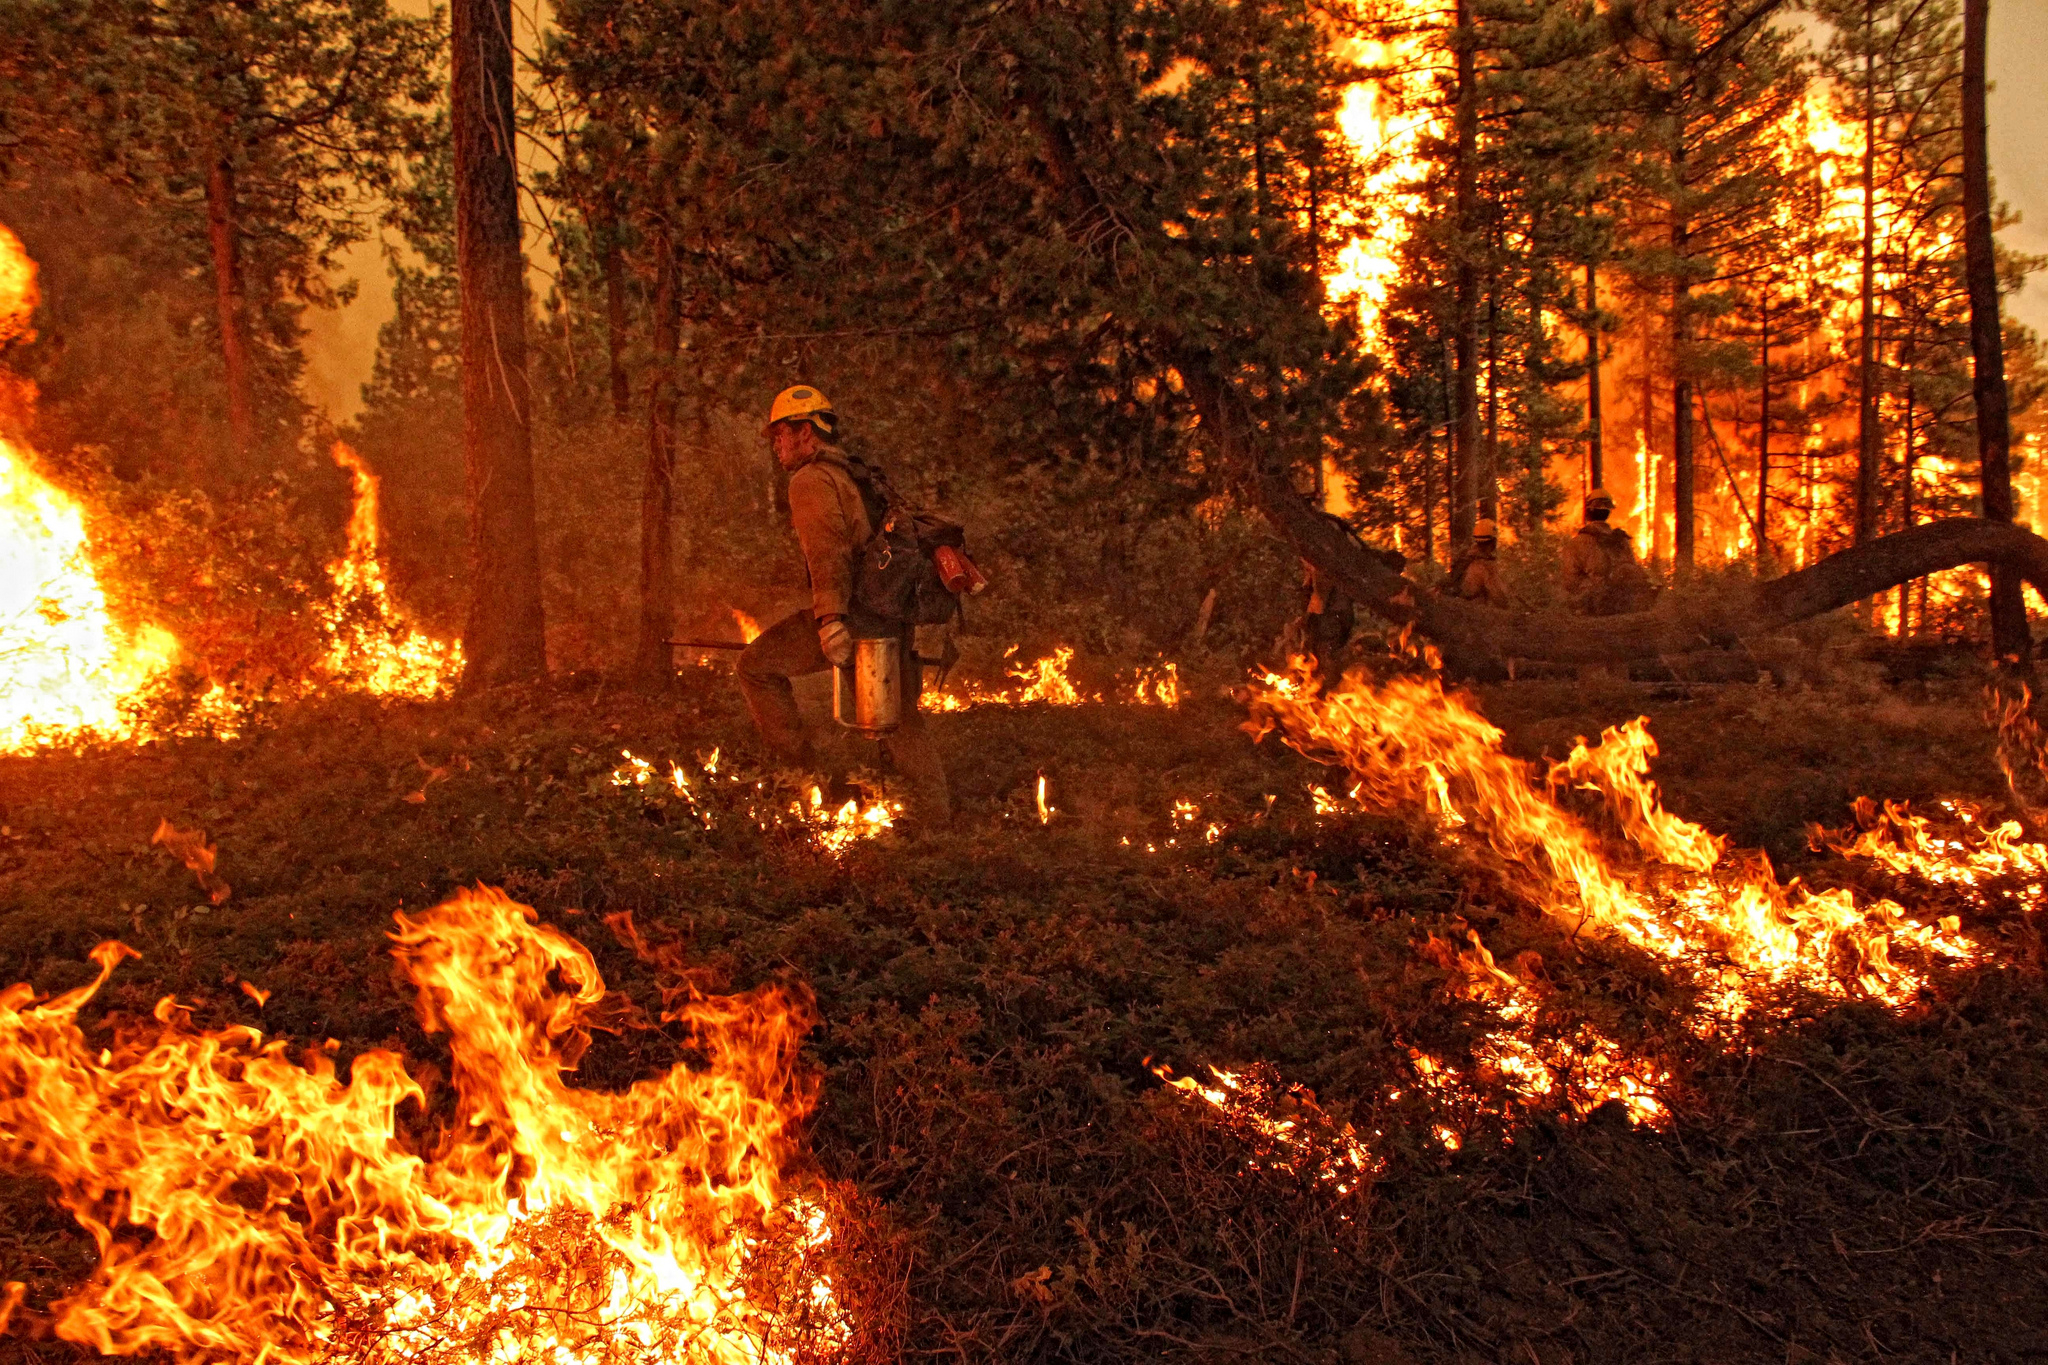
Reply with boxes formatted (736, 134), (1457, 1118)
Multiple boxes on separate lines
(1669, 126), (1695, 575)
(1420, 421), (1436, 566)
(1756, 290), (1770, 571)
(204, 155), (255, 461)
(1585, 260), (1603, 488)
(1855, 3), (1882, 545)
(634, 224), (683, 682)
(600, 195), (630, 419)
(1450, 0), (1480, 549)
(1671, 298), (1694, 573)
(1483, 274), (1499, 522)
(1962, 0), (2029, 664)
(1898, 371), (1915, 635)
(452, 0), (546, 684)
(1640, 363), (1658, 563)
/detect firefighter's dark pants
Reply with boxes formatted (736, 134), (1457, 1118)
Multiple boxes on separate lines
(1303, 595), (1355, 690)
(738, 609), (951, 817)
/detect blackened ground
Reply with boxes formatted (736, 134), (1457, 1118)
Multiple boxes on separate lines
(0, 664), (2041, 1365)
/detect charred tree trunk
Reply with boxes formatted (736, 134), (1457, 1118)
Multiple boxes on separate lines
(1757, 290), (1771, 570)
(204, 155), (255, 460)
(1899, 371), (1916, 634)
(634, 224), (683, 684)
(1671, 202), (1695, 575)
(1962, 0), (2029, 664)
(1855, 4), (1882, 545)
(1484, 271), (1500, 523)
(453, 0), (546, 685)
(1585, 260), (1603, 488)
(1420, 421), (1437, 566)
(1450, 0), (1480, 550)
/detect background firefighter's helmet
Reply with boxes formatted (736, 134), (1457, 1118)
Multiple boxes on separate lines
(766, 385), (837, 434)
(1473, 518), (1498, 539)
(1584, 488), (1616, 513)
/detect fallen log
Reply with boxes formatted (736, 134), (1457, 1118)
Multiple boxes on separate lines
(1252, 469), (2048, 674)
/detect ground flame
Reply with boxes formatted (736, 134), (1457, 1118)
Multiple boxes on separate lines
(1246, 662), (1972, 1013)
(0, 437), (181, 751)
(320, 443), (462, 698)
(929, 647), (1180, 711)
(0, 224), (186, 750)
(0, 887), (846, 1365)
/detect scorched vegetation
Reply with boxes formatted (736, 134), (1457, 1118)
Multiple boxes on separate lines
(0, 663), (2043, 1365)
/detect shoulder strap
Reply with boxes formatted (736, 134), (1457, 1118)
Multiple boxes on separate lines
(840, 453), (896, 534)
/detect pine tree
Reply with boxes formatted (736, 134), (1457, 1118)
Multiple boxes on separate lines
(0, 0), (439, 464)
(1609, 0), (1808, 576)
(452, 0), (546, 683)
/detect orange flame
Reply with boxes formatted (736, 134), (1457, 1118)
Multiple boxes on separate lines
(0, 221), (36, 346)
(732, 610), (761, 644)
(320, 443), (462, 698)
(1161, 658), (2014, 1163)
(611, 749), (900, 855)
(0, 224), (188, 750)
(0, 439), (182, 749)
(1245, 662), (1972, 1011)
(149, 817), (231, 906)
(0, 887), (847, 1364)
(929, 647), (1181, 711)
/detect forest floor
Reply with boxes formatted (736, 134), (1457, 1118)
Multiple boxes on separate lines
(0, 653), (2043, 1365)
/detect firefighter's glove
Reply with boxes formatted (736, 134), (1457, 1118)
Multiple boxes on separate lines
(818, 618), (855, 667)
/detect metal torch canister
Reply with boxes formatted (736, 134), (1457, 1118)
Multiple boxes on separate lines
(833, 635), (903, 736)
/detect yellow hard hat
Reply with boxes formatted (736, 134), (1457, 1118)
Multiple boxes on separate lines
(766, 384), (836, 434)
(1585, 487), (1616, 511)
(1473, 518), (1498, 539)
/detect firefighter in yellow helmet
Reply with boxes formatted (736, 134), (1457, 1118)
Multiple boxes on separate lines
(1445, 518), (1509, 606)
(1560, 488), (1653, 615)
(736, 385), (950, 817)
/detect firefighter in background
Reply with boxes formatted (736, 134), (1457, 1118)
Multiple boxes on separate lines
(1288, 506), (1405, 688)
(1297, 556), (1356, 688)
(1446, 518), (1509, 606)
(737, 385), (951, 818)
(1560, 488), (1654, 615)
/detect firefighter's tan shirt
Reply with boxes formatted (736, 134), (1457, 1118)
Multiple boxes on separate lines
(1560, 522), (1632, 595)
(1451, 553), (1508, 606)
(788, 446), (874, 619)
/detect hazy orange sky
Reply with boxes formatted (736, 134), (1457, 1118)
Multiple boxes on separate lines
(301, 5), (2048, 422)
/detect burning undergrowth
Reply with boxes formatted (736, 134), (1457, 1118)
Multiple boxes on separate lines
(927, 645), (1180, 711)
(0, 224), (459, 755)
(1138, 648), (2035, 1174)
(0, 888), (855, 1365)
(607, 748), (901, 856)
(1, 661), (2043, 1360)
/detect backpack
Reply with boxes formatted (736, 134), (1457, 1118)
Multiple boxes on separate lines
(1596, 529), (1657, 614)
(842, 454), (983, 626)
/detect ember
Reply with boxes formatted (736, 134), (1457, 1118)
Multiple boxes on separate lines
(610, 749), (901, 855)
(929, 646), (1181, 711)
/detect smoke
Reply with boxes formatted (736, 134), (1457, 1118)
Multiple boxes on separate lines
(299, 0), (563, 428)
(1988, 7), (2048, 339)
